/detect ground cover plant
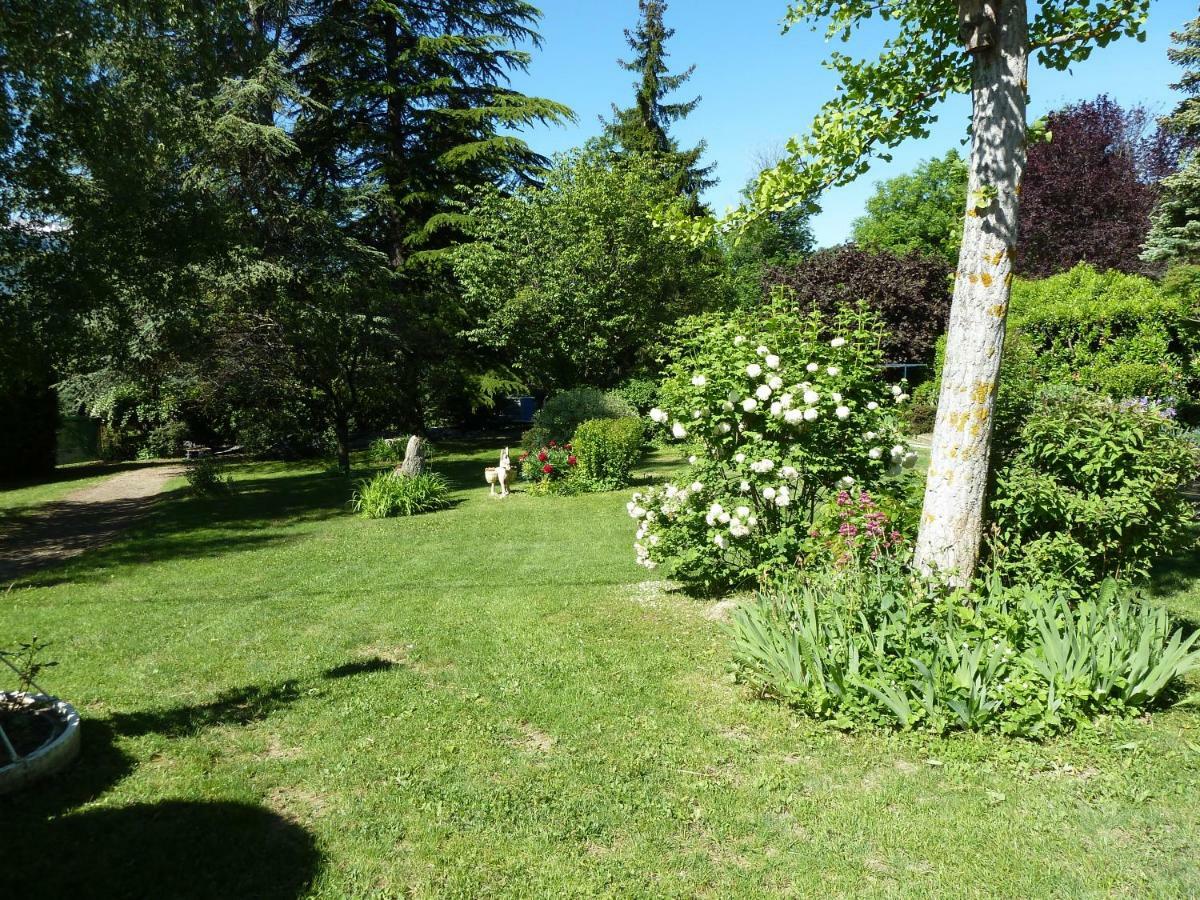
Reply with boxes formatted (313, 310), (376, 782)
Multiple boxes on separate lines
(2, 446), (1200, 897)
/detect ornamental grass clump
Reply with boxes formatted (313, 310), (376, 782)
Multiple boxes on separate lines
(628, 305), (916, 590)
(730, 567), (1200, 737)
(352, 472), (451, 519)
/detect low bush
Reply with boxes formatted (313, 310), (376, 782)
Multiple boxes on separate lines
(730, 567), (1200, 737)
(571, 417), (643, 489)
(521, 388), (637, 453)
(184, 456), (232, 496)
(518, 442), (580, 494)
(352, 472), (451, 518)
(989, 389), (1200, 592)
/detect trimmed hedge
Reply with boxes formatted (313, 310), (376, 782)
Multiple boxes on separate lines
(572, 417), (643, 489)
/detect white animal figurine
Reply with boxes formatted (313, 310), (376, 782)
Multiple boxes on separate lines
(485, 448), (513, 498)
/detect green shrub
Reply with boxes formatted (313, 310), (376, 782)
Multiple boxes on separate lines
(521, 388), (637, 453)
(185, 456), (232, 496)
(368, 438), (405, 467)
(611, 377), (659, 414)
(629, 305), (915, 591)
(1008, 263), (1198, 411)
(142, 421), (190, 459)
(989, 389), (1200, 592)
(572, 417), (644, 489)
(730, 568), (1200, 736)
(352, 472), (451, 518)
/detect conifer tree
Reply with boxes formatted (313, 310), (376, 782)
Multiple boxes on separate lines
(605, 0), (715, 210)
(1144, 13), (1200, 266)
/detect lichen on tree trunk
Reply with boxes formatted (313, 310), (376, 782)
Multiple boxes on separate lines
(913, 0), (1028, 582)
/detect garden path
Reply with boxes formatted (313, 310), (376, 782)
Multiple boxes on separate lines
(0, 464), (184, 582)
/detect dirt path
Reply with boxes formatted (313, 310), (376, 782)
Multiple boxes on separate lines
(0, 464), (184, 582)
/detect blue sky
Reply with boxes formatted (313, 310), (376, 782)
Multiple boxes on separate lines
(507, 0), (1197, 247)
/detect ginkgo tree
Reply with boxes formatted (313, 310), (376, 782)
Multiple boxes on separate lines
(685, 0), (1150, 581)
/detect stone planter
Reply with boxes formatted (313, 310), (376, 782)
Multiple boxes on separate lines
(0, 692), (81, 795)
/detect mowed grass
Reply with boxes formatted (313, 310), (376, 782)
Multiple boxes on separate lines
(1, 442), (1199, 898)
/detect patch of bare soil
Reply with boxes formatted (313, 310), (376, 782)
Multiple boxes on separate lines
(0, 464), (183, 582)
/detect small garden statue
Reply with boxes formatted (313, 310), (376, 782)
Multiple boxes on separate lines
(485, 448), (513, 498)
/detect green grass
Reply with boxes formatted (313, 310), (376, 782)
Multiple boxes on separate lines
(2, 442), (1199, 898)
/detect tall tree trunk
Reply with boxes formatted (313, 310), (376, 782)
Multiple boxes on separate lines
(913, 0), (1028, 582)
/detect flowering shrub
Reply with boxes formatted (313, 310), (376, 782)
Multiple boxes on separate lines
(629, 306), (915, 589)
(519, 441), (579, 493)
(803, 489), (908, 569)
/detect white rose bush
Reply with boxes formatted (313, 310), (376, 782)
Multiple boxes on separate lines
(630, 306), (916, 589)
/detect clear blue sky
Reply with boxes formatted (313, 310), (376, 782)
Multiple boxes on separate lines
(507, 0), (1197, 247)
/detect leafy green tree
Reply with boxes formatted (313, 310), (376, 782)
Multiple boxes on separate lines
(456, 147), (725, 389)
(605, 0), (715, 211)
(851, 150), (969, 267)
(702, 0), (1152, 581)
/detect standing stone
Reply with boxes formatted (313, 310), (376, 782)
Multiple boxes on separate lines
(396, 436), (428, 478)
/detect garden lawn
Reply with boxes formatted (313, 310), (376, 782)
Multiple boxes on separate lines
(2, 442), (1199, 898)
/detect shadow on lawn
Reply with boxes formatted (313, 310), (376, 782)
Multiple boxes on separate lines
(12, 466), (360, 588)
(0, 655), (401, 897)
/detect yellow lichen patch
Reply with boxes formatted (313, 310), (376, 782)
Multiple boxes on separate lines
(981, 273), (993, 288)
(970, 381), (993, 405)
(988, 304), (1006, 318)
(986, 250), (1006, 266)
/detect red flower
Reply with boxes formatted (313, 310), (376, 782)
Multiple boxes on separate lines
(568, 455), (578, 466)
(537, 451), (548, 463)
(549, 440), (558, 448)
(542, 464), (554, 474)
(564, 443), (572, 450)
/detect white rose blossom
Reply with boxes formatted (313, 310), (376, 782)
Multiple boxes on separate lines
(762, 486), (776, 500)
(649, 407), (668, 423)
(867, 402), (879, 411)
(806, 362), (819, 373)
(803, 389), (820, 405)
(827, 366), (841, 377)
(746, 363), (763, 378)
(692, 375), (707, 387)
(734, 452), (746, 464)
(733, 335), (746, 346)
(803, 408), (819, 422)
(830, 337), (847, 348)
(741, 398), (758, 412)
(765, 354), (781, 370)
(784, 409), (804, 424)
(835, 406), (851, 420)
(756, 345), (770, 357)
(672, 422), (687, 439)
(691, 481), (704, 492)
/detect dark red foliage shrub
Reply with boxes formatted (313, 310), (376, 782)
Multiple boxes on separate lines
(763, 244), (951, 365)
(1017, 95), (1182, 278)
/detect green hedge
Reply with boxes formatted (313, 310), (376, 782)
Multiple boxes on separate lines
(571, 417), (643, 489)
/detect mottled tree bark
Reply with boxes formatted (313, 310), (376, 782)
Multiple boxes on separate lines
(913, 0), (1028, 581)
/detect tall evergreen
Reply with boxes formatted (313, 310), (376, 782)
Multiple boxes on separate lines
(605, 0), (715, 210)
(1144, 13), (1200, 266)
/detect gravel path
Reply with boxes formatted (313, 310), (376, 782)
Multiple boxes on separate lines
(0, 464), (184, 582)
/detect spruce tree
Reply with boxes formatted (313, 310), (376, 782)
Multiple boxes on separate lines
(605, 0), (715, 210)
(1144, 13), (1200, 266)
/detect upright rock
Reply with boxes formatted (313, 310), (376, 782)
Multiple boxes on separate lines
(396, 436), (428, 478)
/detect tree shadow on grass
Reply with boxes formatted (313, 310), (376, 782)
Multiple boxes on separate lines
(0, 719), (316, 900)
(0, 653), (403, 897)
(9, 467), (362, 588)
(2, 798), (319, 900)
